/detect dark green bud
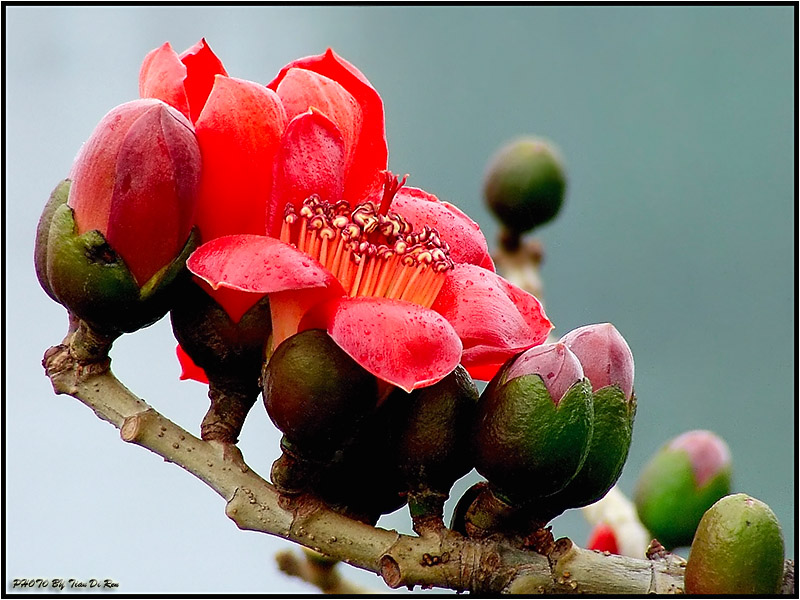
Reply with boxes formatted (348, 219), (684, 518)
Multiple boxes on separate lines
(263, 329), (378, 459)
(384, 365), (479, 529)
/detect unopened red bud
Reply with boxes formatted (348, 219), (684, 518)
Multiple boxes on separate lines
(68, 98), (201, 286)
(559, 323), (634, 400)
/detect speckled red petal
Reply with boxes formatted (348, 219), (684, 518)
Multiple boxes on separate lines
(432, 264), (553, 379)
(388, 186), (495, 271)
(187, 234), (344, 296)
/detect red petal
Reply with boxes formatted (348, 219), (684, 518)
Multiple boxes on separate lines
(193, 277), (265, 324)
(187, 234), (345, 296)
(267, 110), (346, 237)
(586, 523), (619, 555)
(194, 76), (286, 242)
(178, 38), (228, 123)
(139, 42), (191, 120)
(104, 102), (201, 285)
(388, 186), (495, 271)
(275, 68), (362, 172)
(299, 297), (463, 392)
(69, 99), (168, 237)
(177, 344), (209, 384)
(431, 264), (553, 380)
(268, 49), (387, 202)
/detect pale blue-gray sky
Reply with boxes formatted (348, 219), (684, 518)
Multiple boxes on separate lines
(6, 5), (794, 594)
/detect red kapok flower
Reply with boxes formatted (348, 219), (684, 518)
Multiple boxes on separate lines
(188, 172), (552, 392)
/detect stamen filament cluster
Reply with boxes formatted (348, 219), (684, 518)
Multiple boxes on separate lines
(279, 194), (453, 308)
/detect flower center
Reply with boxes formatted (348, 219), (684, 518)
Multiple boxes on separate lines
(278, 174), (453, 308)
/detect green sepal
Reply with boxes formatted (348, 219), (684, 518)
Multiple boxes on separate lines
(474, 375), (594, 505)
(35, 179), (71, 302)
(635, 444), (732, 549)
(43, 187), (198, 334)
(541, 385), (635, 516)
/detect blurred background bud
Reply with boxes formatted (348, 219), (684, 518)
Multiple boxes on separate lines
(635, 429), (732, 549)
(483, 136), (566, 237)
(586, 522), (619, 554)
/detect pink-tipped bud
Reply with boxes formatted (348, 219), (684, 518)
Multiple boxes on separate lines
(668, 430), (732, 488)
(559, 323), (634, 399)
(505, 342), (584, 405)
(68, 99), (201, 286)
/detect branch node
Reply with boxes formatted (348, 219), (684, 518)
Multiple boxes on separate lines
(120, 414), (142, 442)
(379, 554), (402, 588)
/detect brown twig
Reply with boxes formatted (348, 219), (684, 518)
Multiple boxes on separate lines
(275, 549), (373, 594)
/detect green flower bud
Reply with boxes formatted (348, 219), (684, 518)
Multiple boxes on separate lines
(538, 324), (637, 517)
(483, 137), (566, 235)
(263, 329), (378, 460)
(685, 494), (784, 594)
(635, 430), (732, 549)
(35, 179), (198, 335)
(474, 343), (594, 506)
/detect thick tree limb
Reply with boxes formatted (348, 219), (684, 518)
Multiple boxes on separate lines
(41, 326), (705, 594)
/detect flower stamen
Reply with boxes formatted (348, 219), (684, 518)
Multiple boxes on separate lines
(279, 192), (454, 308)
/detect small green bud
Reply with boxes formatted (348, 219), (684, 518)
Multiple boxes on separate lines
(263, 329), (378, 459)
(635, 430), (732, 549)
(474, 343), (594, 506)
(483, 137), (566, 234)
(685, 494), (784, 594)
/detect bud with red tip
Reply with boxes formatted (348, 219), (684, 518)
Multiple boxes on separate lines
(635, 430), (732, 549)
(538, 323), (636, 517)
(469, 343), (593, 536)
(35, 99), (201, 334)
